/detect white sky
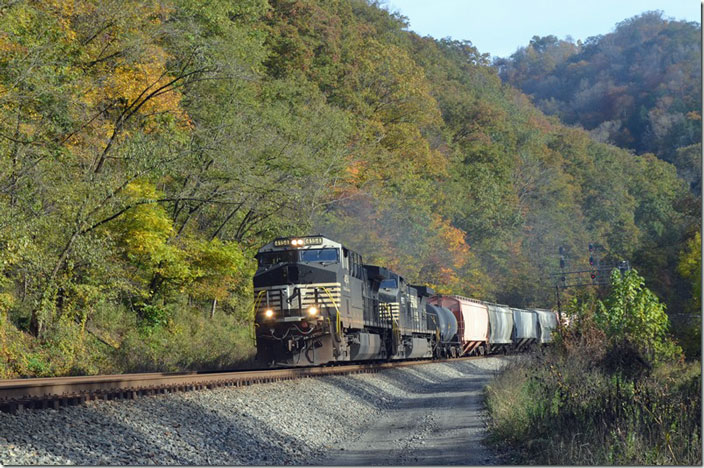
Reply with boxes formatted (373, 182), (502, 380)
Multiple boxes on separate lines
(385, 0), (701, 58)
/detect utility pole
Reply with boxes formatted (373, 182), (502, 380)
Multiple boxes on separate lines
(550, 242), (631, 317)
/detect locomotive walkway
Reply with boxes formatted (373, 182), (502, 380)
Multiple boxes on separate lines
(318, 357), (508, 465)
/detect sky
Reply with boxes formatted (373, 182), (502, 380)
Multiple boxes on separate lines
(385, 0), (701, 59)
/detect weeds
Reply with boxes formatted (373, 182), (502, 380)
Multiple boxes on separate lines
(486, 273), (701, 465)
(0, 301), (256, 377)
(487, 347), (701, 465)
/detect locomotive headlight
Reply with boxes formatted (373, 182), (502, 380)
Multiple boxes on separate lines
(307, 306), (318, 316)
(264, 309), (274, 318)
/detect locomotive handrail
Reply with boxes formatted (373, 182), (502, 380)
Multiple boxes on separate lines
(250, 290), (267, 343)
(321, 286), (341, 335)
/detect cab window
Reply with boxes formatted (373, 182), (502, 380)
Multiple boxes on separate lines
(300, 248), (339, 263)
(380, 278), (398, 289)
(257, 250), (298, 266)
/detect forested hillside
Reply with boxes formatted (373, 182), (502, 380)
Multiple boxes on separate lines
(495, 11), (702, 193)
(0, 0), (699, 377)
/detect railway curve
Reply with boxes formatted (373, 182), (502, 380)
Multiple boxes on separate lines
(0, 357), (478, 413)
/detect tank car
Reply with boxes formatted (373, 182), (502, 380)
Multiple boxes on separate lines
(425, 302), (459, 357)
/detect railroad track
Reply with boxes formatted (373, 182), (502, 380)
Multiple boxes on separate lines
(0, 357), (477, 413)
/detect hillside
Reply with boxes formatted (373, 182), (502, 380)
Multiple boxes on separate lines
(0, 0), (698, 376)
(494, 11), (702, 193)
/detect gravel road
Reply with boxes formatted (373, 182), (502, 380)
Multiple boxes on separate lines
(0, 357), (508, 465)
(316, 357), (508, 465)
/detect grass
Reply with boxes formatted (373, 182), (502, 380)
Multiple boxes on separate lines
(0, 300), (256, 378)
(485, 339), (702, 465)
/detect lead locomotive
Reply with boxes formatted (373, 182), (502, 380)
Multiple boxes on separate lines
(253, 235), (437, 366)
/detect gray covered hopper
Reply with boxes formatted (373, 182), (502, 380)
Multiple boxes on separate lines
(533, 309), (558, 343)
(487, 304), (513, 344)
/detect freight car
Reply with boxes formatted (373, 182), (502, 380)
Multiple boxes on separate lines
(427, 295), (557, 356)
(253, 235), (558, 366)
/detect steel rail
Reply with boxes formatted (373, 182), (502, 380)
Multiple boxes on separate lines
(0, 357), (478, 413)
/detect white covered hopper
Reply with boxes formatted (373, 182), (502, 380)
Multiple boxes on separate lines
(533, 308), (558, 343)
(487, 304), (513, 345)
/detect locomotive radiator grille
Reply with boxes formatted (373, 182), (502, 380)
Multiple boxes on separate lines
(254, 283), (341, 315)
(379, 302), (400, 321)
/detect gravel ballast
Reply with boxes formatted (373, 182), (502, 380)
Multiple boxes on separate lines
(0, 357), (508, 465)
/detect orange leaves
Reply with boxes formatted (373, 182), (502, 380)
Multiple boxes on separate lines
(686, 111), (701, 121)
(23, 0), (194, 163)
(431, 214), (471, 270)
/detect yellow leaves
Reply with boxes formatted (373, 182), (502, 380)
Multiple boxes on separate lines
(18, 0), (192, 158)
(0, 293), (14, 315)
(185, 238), (251, 301)
(118, 180), (172, 262)
(106, 46), (180, 116)
(0, 32), (23, 54)
(112, 180), (252, 300)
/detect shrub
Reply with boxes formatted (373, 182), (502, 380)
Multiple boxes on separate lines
(486, 270), (701, 465)
(596, 269), (682, 363)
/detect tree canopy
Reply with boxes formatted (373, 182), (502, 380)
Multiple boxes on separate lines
(0, 0), (699, 376)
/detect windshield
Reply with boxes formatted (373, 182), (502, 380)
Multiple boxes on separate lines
(300, 248), (339, 263)
(380, 278), (398, 289)
(257, 250), (299, 266)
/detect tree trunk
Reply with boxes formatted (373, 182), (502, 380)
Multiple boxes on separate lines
(210, 298), (217, 319)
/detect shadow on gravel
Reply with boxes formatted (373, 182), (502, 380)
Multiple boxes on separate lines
(322, 374), (398, 409)
(0, 392), (304, 466)
(150, 394), (305, 465)
(1, 403), (192, 465)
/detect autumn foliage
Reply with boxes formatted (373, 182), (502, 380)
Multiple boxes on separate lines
(0, 0), (698, 376)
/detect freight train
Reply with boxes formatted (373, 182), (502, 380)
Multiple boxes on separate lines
(253, 235), (558, 367)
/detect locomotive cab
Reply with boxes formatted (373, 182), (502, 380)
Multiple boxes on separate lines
(254, 236), (347, 323)
(376, 273), (433, 360)
(253, 235), (372, 366)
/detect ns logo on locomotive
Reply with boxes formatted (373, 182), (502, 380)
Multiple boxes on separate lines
(253, 235), (558, 367)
